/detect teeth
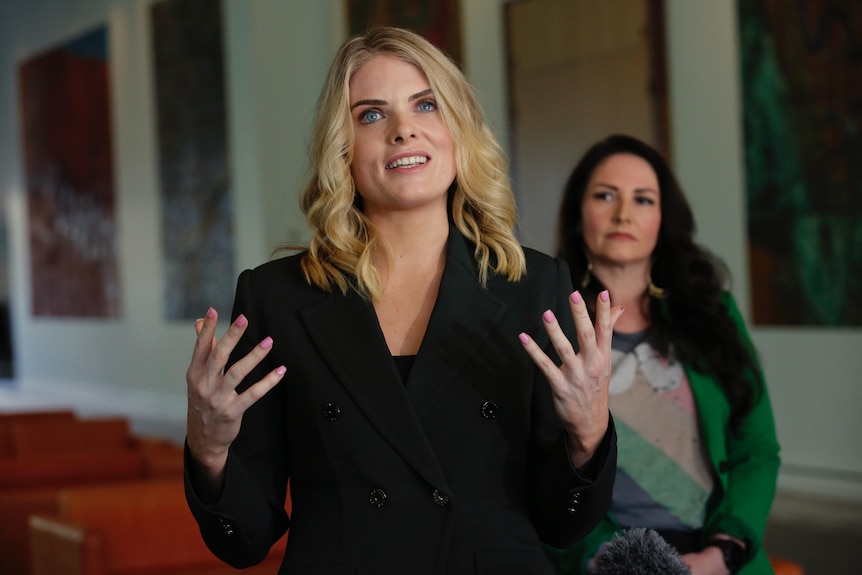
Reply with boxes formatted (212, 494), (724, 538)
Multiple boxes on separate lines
(386, 156), (428, 169)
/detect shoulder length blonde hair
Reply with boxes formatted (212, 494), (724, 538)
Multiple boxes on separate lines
(299, 26), (525, 300)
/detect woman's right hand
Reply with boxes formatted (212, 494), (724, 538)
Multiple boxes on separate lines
(185, 307), (286, 486)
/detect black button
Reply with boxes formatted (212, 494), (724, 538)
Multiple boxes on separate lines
(432, 489), (450, 506)
(480, 400), (498, 419)
(323, 402), (341, 421)
(217, 517), (235, 535)
(567, 490), (581, 513)
(369, 488), (387, 508)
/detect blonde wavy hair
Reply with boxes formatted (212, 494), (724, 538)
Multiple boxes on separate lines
(298, 26), (525, 300)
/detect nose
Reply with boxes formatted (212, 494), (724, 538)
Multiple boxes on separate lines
(613, 198), (632, 223)
(390, 112), (416, 144)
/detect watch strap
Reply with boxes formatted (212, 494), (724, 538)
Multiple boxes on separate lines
(709, 538), (746, 574)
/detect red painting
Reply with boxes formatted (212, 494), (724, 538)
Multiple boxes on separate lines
(18, 26), (120, 318)
(346, 0), (462, 65)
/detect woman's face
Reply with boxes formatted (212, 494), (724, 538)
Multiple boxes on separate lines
(580, 153), (662, 269)
(348, 53), (456, 220)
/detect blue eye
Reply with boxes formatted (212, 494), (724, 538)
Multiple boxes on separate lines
(360, 109), (382, 124)
(417, 99), (437, 112)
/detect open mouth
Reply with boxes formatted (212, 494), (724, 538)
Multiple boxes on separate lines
(386, 155), (428, 169)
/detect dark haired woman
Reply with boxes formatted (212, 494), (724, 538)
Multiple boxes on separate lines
(548, 134), (780, 575)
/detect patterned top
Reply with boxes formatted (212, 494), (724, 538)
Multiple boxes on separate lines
(608, 330), (715, 531)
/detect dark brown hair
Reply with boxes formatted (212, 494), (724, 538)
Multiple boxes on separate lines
(557, 134), (761, 432)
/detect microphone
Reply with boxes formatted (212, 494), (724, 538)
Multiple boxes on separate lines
(588, 527), (690, 575)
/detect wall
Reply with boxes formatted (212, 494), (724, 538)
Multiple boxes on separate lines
(0, 0), (859, 500)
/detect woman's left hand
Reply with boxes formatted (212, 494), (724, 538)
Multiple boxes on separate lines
(681, 547), (730, 575)
(519, 290), (623, 467)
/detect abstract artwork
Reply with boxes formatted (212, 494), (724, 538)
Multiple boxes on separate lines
(151, 0), (234, 320)
(18, 25), (120, 318)
(346, 0), (461, 65)
(738, 0), (862, 326)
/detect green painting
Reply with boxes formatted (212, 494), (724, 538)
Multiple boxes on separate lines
(738, 0), (862, 326)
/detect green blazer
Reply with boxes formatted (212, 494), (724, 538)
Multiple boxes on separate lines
(546, 293), (781, 575)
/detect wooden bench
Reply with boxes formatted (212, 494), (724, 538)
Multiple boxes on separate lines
(7, 416), (135, 456)
(0, 415), (184, 575)
(0, 452), (148, 575)
(0, 409), (77, 457)
(29, 478), (287, 575)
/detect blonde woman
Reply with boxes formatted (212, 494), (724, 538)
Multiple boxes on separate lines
(184, 27), (622, 574)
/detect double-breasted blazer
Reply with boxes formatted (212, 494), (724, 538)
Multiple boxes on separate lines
(185, 225), (617, 575)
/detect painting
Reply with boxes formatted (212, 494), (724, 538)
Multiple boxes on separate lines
(346, 0), (461, 65)
(18, 25), (120, 318)
(738, 0), (862, 326)
(151, 0), (234, 320)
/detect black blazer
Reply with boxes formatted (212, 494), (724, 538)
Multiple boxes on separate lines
(185, 225), (616, 575)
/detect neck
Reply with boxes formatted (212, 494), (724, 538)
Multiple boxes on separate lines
(371, 208), (449, 279)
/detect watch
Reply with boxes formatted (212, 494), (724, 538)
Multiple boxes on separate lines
(709, 538), (746, 575)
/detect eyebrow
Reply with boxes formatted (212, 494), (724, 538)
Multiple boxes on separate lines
(591, 183), (659, 194)
(350, 88), (434, 110)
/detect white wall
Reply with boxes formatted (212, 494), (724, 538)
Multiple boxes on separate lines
(0, 0), (859, 499)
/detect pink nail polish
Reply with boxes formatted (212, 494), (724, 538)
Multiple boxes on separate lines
(600, 290), (609, 302)
(206, 307), (216, 318)
(518, 333), (530, 344)
(235, 314), (247, 327)
(570, 291), (583, 304)
(260, 337), (273, 350)
(276, 366), (286, 376)
(543, 310), (555, 323)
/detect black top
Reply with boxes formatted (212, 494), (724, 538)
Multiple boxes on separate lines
(393, 355), (417, 384)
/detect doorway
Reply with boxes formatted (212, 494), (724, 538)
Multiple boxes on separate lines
(505, 0), (668, 253)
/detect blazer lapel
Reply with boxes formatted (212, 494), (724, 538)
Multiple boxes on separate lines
(405, 226), (509, 416)
(299, 290), (450, 490)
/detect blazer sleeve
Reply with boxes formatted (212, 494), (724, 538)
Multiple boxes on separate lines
(703, 293), (780, 557)
(184, 268), (290, 568)
(526, 257), (618, 548)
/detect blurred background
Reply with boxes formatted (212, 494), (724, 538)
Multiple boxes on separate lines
(0, 1), (859, 573)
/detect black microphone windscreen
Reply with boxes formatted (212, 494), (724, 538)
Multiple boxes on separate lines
(588, 527), (690, 575)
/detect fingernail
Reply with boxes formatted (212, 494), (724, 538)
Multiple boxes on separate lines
(260, 337), (273, 350)
(542, 310), (555, 323)
(276, 366), (286, 376)
(518, 332), (530, 345)
(206, 307), (216, 318)
(570, 291), (583, 304)
(235, 314), (247, 327)
(600, 290), (609, 302)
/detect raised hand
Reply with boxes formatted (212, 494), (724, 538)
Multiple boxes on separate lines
(519, 290), (623, 467)
(185, 307), (286, 486)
